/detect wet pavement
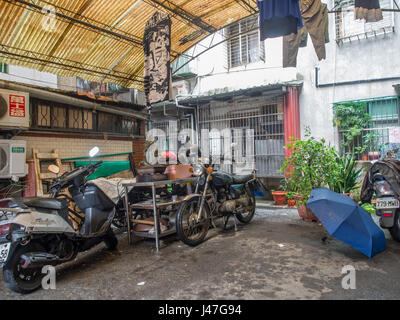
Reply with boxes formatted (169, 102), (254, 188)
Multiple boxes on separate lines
(2, 206), (400, 300)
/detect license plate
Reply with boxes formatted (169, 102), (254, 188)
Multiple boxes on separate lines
(376, 198), (400, 209)
(0, 243), (11, 264)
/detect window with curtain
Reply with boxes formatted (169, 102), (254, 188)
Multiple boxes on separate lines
(227, 15), (265, 69)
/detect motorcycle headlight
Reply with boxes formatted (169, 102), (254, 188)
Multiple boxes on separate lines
(193, 164), (204, 176)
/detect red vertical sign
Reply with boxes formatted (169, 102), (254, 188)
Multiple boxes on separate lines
(9, 95), (25, 118)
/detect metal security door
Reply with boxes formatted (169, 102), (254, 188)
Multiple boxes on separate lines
(198, 96), (284, 177)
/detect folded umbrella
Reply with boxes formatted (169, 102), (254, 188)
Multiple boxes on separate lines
(306, 188), (386, 258)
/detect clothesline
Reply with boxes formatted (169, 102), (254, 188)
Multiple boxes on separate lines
(329, 8), (400, 12)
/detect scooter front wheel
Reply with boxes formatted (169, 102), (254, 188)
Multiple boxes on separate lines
(176, 197), (210, 247)
(3, 242), (46, 294)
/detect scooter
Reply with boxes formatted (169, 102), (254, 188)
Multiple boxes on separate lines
(0, 148), (119, 293)
(362, 159), (400, 241)
(372, 172), (400, 241)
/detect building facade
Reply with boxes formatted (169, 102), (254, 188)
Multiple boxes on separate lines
(170, 0), (400, 173)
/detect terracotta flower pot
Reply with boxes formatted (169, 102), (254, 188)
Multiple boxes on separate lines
(344, 193), (351, 197)
(297, 204), (320, 223)
(271, 191), (287, 206)
(287, 199), (296, 207)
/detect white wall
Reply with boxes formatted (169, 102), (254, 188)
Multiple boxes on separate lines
(181, 0), (400, 149)
(0, 65), (58, 89)
(295, 0), (400, 146)
(185, 31), (297, 95)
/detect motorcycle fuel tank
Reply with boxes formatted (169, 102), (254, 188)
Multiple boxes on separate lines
(211, 172), (234, 187)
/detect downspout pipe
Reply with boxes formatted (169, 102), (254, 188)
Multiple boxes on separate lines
(315, 67), (400, 88)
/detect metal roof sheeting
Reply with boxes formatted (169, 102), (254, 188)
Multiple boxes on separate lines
(0, 0), (257, 90)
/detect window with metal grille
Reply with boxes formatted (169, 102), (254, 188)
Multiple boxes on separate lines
(226, 15), (265, 69)
(31, 99), (143, 137)
(335, 0), (395, 43)
(336, 96), (400, 159)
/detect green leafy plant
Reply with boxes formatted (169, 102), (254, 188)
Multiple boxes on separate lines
(329, 152), (363, 194)
(361, 203), (376, 215)
(280, 127), (339, 205)
(333, 102), (370, 155)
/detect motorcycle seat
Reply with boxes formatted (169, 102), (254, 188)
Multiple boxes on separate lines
(231, 174), (253, 184)
(22, 197), (69, 211)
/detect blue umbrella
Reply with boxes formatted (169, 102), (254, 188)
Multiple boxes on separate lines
(306, 188), (386, 258)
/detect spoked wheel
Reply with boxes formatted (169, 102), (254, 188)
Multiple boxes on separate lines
(176, 197), (210, 247)
(3, 242), (46, 294)
(235, 194), (256, 224)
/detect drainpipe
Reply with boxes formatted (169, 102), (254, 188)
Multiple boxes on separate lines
(315, 67), (400, 88)
(175, 95), (198, 144)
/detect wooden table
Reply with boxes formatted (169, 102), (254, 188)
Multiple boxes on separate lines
(122, 177), (198, 253)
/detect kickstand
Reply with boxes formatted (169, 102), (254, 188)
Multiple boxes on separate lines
(223, 216), (230, 230)
(223, 215), (238, 231)
(233, 215), (238, 232)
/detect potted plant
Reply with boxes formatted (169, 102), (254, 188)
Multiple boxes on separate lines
(280, 127), (339, 222)
(329, 152), (363, 196)
(286, 192), (296, 207)
(333, 102), (370, 159)
(271, 188), (287, 206)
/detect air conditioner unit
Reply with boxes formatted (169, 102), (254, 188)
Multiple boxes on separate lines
(172, 80), (190, 98)
(0, 89), (29, 130)
(0, 140), (27, 178)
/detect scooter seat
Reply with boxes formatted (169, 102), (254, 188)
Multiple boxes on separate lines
(232, 174), (253, 184)
(23, 197), (69, 210)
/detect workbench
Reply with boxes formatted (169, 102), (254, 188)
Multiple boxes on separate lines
(122, 177), (198, 253)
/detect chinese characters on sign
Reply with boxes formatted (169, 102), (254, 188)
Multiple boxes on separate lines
(9, 95), (25, 118)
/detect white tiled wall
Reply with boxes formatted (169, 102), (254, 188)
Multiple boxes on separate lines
(18, 136), (133, 161)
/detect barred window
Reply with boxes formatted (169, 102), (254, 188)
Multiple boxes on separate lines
(226, 15), (265, 69)
(31, 99), (143, 137)
(335, 0), (395, 43)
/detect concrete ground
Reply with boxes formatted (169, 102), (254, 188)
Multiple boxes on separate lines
(1, 203), (400, 300)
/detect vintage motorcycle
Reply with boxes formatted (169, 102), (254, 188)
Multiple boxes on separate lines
(175, 159), (259, 246)
(0, 148), (120, 293)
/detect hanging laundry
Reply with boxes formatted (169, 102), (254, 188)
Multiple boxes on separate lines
(143, 12), (172, 107)
(257, 0), (303, 40)
(355, 0), (383, 23)
(282, 0), (329, 68)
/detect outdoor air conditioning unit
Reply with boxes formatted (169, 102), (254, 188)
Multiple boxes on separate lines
(172, 80), (190, 98)
(0, 88), (30, 130)
(0, 140), (27, 179)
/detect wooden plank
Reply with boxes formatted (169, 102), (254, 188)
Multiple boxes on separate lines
(32, 148), (43, 196)
(39, 173), (58, 180)
(131, 219), (155, 225)
(36, 153), (59, 159)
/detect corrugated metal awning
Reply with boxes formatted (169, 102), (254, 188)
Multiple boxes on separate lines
(0, 0), (258, 90)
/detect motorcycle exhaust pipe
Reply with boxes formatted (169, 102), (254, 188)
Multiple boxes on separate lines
(20, 252), (60, 269)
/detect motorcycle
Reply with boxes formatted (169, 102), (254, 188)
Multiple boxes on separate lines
(175, 159), (259, 246)
(361, 159), (400, 241)
(0, 148), (120, 294)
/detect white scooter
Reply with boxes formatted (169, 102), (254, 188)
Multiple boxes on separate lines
(0, 148), (119, 294)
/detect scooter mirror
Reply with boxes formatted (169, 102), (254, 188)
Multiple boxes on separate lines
(48, 164), (60, 174)
(89, 146), (99, 158)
